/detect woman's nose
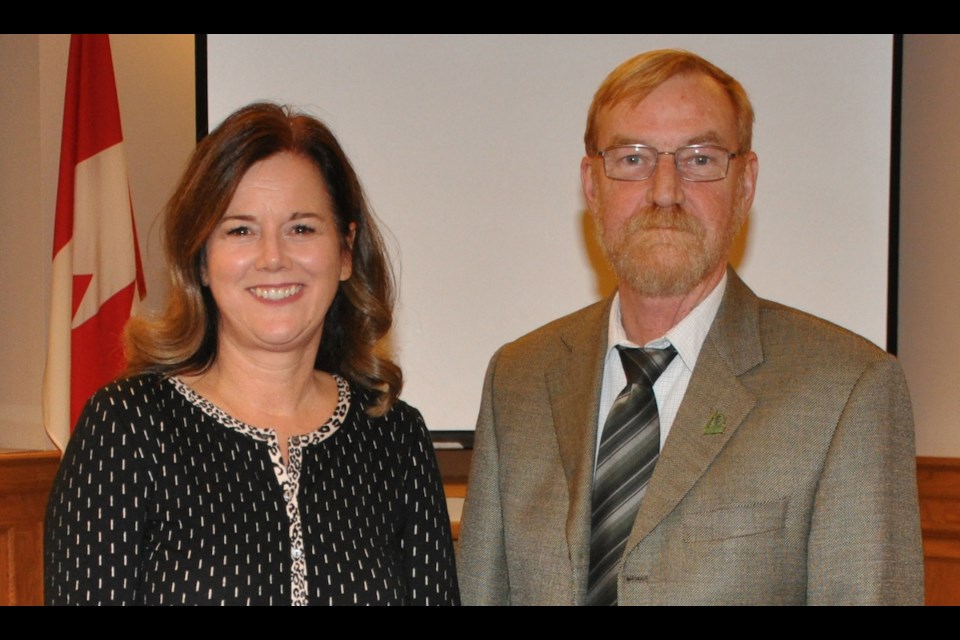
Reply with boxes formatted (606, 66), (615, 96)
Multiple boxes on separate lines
(256, 232), (289, 270)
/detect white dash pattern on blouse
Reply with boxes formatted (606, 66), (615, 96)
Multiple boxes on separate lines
(44, 374), (460, 605)
(169, 375), (348, 605)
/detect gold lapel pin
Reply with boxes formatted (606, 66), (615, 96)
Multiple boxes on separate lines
(703, 410), (727, 435)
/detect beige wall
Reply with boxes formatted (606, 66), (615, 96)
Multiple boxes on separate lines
(2, 34), (958, 458)
(0, 35), (46, 449)
(899, 34), (960, 457)
(0, 34), (194, 450)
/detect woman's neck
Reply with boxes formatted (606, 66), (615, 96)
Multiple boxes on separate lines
(181, 340), (339, 463)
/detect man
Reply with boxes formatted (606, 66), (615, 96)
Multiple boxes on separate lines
(458, 50), (924, 605)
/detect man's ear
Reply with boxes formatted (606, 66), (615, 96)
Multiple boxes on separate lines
(739, 151), (759, 213)
(581, 155), (601, 217)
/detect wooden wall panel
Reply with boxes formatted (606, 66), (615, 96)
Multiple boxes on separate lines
(437, 449), (471, 541)
(0, 450), (954, 605)
(917, 456), (960, 606)
(0, 451), (60, 606)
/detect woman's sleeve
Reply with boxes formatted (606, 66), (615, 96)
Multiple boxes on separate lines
(398, 405), (461, 605)
(44, 381), (153, 605)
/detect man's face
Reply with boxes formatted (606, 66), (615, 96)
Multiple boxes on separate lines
(581, 72), (758, 298)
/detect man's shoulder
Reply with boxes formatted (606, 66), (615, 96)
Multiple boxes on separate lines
(749, 296), (897, 377)
(495, 298), (610, 364)
(718, 272), (895, 371)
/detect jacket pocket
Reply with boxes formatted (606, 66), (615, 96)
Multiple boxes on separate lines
(681, 499), (787, 542)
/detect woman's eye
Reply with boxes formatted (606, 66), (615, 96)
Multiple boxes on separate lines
(226, 226), (251, 236)
(291, 224), (316, 235)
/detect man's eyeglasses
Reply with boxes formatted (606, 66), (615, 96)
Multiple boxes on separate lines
(596, 144), (739, 182)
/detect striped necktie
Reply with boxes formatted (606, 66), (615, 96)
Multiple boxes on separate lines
(587, 344), (677, 606)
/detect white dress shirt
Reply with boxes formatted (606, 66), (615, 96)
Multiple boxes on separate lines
(596, 274), (727, 459)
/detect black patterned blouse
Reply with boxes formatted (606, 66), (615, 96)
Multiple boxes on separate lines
(45, 374), (459, 605)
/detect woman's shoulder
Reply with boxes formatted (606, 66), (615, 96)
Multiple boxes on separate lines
(345, 383), (437, 458)
(63, 375), (178, 461)
(346, 382), (425, 430)
(85, 373), (171, 408)
(73, 374), (183, 437)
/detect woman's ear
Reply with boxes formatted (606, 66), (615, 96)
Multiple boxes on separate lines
(200, 251), (210, 287)
(340, 222), (357, 282)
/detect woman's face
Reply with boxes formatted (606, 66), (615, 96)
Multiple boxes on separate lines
(203, 152), (354, 360)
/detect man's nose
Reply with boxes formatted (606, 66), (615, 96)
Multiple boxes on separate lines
(649, 155), (685, 208)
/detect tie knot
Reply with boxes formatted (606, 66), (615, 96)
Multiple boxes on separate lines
(617, 345), (677, 388)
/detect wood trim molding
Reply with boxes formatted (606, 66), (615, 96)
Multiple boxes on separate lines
(437, 449), (470, 542)
(0, 450), (61, 606)
(917, 456), (960, 606)
(2, 450), (955, 605)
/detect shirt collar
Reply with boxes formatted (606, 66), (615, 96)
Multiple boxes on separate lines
(606, 272), (727, 373)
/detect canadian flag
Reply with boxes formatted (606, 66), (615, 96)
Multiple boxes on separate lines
(43, 34), (146, 451)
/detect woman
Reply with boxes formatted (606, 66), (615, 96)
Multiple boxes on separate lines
(45, 103), (459, 605)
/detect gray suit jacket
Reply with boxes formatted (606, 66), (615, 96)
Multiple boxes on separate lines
(458, 271), (924, 605)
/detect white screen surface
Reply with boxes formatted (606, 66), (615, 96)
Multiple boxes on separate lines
(207, 34), (893, 431)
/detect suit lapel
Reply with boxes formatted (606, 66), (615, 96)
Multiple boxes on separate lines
(544, 299), (609, 604)
(626, 271), (764, 551)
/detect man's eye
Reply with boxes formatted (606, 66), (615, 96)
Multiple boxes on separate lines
(680, 153), (717, 169)
(620, 153), (652, 168)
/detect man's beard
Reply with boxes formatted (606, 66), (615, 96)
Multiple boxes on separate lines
(596, 205), (739, 298)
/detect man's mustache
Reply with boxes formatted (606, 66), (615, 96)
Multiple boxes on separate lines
(624, 205), (704, 236)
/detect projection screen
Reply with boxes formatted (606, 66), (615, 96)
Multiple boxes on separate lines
(205, 34), (895, 433)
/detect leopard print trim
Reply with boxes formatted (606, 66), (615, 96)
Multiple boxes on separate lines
(168, 374), (351, 605)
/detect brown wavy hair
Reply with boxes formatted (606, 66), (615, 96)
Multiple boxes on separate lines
(125, 102), (401, 415)
(584, 49), (755, 156)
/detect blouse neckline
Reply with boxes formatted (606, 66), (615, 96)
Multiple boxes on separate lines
(166, 373), (352, 448)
